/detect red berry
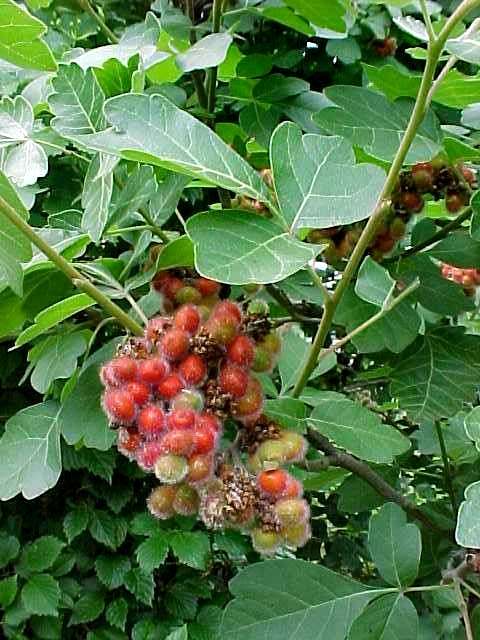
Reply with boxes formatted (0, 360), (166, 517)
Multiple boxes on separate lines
(101, 357), (137, 386)
(373, 36), (397, 57)
(212, 300), (242, 323)
(194, 277), (221, 297)
(462, 166), (477, 186)
(188, 454), (213, 483)
(117, 428), (142, 458)
(137, 405), (166, 439)
(234, 378), (263, 418)
(145, 316), (169, 343)
(192, 427), (216, 454)
(375, 233), (396, 254)
(138, 357), (169, 385)
(174, 304), (201, 334)
(151, 271), (172, 292)
(400, 191), (424, 213)
(283, 476), (303, 498)
(157, 374), (184, 400)
(178, 354), (207, 386)
(411, 162), (434, 192)
(153, 273), (184, 300)
(219, 364), (249, 398)
(161, 429), (193, 456)
(445, 192), (464, 213)
(196, 412), (222, 433)
(103, 389), (136, 423)
(258, 469), (288, 496)
(227, 335), (255, 367)
(136, 441), (163, 470)
(125, 381), (150, 406)
(168, 408), (196, 430)
(160, 328), (190, 361)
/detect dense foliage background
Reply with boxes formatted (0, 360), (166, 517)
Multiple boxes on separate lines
(3, 0), (480, 638)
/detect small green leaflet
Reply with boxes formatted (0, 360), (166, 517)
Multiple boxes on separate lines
(0, 401), (61, 500)
(29, 332), (88, 394)
(81, 153), (117, 242)
(348, 594), (418, 640)
(456, 481), (480, 548)
(176, 32), (233, 72)
(368, 503), (421, 587)
(0, 0), (56, 71)
(270, 122), (385, 230)
(21, 573), (60, 616)
(186, 211), (322, 285)
(390, 327), (480, 422)
(355, 257), (395, 306)
(308, 391), (410, 463)
(221, 558), (388, 640)
(63, 93), (272, 204)
(446, 33), (480, 64)
(315, 86), (442, 163)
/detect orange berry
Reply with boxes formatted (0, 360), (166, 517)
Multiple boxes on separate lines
(258, 469), (288, 496)
(157, 374), (184, 400)
(192, 426), (216, 455)
(125, 381), (150, 407)
(196, 412), (222, 433)
(188, 454), (213, 483)
(178, 353), (207, 386)
(168, 408), (196, 430)
(161, 429), (194, 456)
(147, 485), (177, 519)
(101, 356), (137, 386)
(194, 277), (221, 297)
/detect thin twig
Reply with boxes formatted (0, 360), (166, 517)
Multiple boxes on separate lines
(308, 265), (333, 306)
(265, 284), (322, 322)
(306, 429), (451, 535)
(206, 0), (224, 115)
(435, 420), (458, 513)
(77, 0), (118, 43)
(420, 0), (436, 42)
(0, 195), (144, 336)
(454, 580), (474, 640)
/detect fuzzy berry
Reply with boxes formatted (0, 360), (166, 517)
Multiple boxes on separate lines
(154, 454), (188, 484)
(103, 389), (136, 424)
(170, 389), (204, 411)
(445, 191), (465, 213)
(258, 469), (288, 496)
(192, 427), (216, 455)
(400, 191), (424, 213)
(254, 439), (288, 468)
(117, 428), (142, 458)
(283, 522), (311, 549)
(188, 454), (213, 483)
(262, 332), (281, 355)
(389, 217), (407, 241)
(462, 166), (477, 187)
(279, 431), (307, 462)
(194, 277), (221, 297)
(219, 363), (250, 398)
(161, 429), (194, 456)
(284, 476), (303, 499)
(157, 374), (184, 400)
(173, 484), (200, 516)
(178, 354), (207, 386)
(411, 162), (434, 192)
(233, 378), (263, 417)
(138, 357), (169, 385)
(275, 498), (309, 527)
(125, 381), (151, 407)
(174, 304), (201, 334)
(156, 274), (184, 300)
(168, 408), (196, 431)
(251, 528), (281, 555)
(196, 413), (222, 433)
(101, 357), (137, 386)
(252, 346), (272, 373)
(136, 441), (163, 470)
(147, 485), (177, 519)
(227, 335), (255, 368)
(175, 285), (202, 306)
(374, 233), (396, 254)
(206, 316), (238, 345)
(160, 328), (190, 361)
(137, 405), (166, 439)
(212, 300), (242, 324)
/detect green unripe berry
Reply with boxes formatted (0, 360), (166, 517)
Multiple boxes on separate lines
(278, 431), (307, 462)
(154, 454), (188, 484)
(275, 498), (308, 527)
(243, 283), (261, 294)
(252, 346), (272, 372)
(247, 300), (269, 316)
(251, 528), (281, 555)
(262, 332), (281, 355)
(256, 439), (288, 467)
(171, 389), (204, 411)
(282, 522), (311, 549)
(147, 485), (177, 519)
(175, 285), (203, 305)
(173, 484), (200, 516)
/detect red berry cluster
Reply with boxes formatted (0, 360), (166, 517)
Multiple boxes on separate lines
(308, 160), (476, 264)
(99, 270), (310, 554)
(441, 263), (480, 296)
(372, 37), (397, 58)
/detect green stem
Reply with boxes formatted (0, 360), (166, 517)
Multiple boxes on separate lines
(77, 0), (118, 43)
(0, 195), (144, 336)
(420, 0), (436, 42)
(291, 0), (480, 399)
(206, 0), (224, 115)
(435, 420), (458, 513)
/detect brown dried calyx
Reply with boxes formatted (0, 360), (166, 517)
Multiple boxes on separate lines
(239, 415), (282, 454)
(190, 329), (225, 363)
(202, 379), (232, 419)
(200, 464), (258, 529)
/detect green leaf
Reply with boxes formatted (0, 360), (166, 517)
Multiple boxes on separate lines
(0, 0), (56, 71)
(65, 93), (271, 203)
(0, 535), (20, 568)
(315, 86), (442, 163)
(338, 467), (399, 514)
(109, 164), (157, 228)
(29, 332), (88, 393)
(170, 531), (210, 570)
(157, 236), (194, 270)
(0, 171), (32, 296)
(326, 37), (361, 65)
(355, 257), (395, 306)
(148, 173), (189, 226)
(21, 574), (60, 616)
(18, 536), (65, 574)
(0, 401), (61, 500)
(89, 511), (127, 550)
(81, 153), (116, 242)
(264, 398), (307, 430)
(308, 391), (410, 463)
(187, 211), (321, 285)
(95, 555), (131, 590)
(165, 626), (188, 640)
(63, 505), (90, 543)
(0, 575), (17, 608)
(124, 568), (155, 606)
(283, 0), (347, 32)
(390, 327), (480, 422)
(271, 122), (385, 230)
(136, 534), (169, 573)
(348, 593), (419, 639)
(279, 326), (336, 392)
(59, 340), (117, 450)
(106, 598), (128, 631)
(69, 592), (105, 625)
(456, 481), (480, 548)
(16, 293), (96, 347)
(368, 503), (421, 587)
(177, 32), (233, 72)
(49, 63), (106, 138)
(446, 33), (480, 64)
(465, 407), (480, 451)
(221, 559), (386, 640)
(428, 231), (480, 267)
